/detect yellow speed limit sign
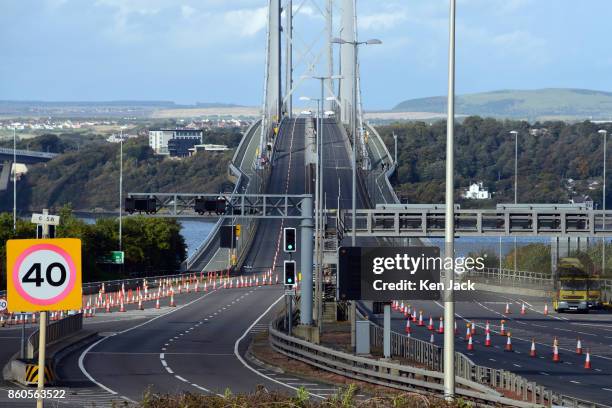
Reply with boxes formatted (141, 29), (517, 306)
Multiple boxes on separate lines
(6, 239), (82, 312)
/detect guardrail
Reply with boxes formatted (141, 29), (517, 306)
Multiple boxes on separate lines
(360, 306), (607, 408)
(270, 312), (609, 407)
(26, 312), (83, 359)
(270, 316), (546, 407)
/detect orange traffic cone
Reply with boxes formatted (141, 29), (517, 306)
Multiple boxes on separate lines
(155, 298), (160, 310)
(584, 349), (592, 369)
(404, 319), (411, 334)
(520, 303), (526, 315)
(552, 344), (560, 362)
(465, 324), (471, 341)
(544, 304), (549, 315)
(530, 338), (537, 357)
(427, 316), (434, 331)
(500, 320), (506, 336)
(106, 301), (111, 313)
(170, 292), (176, 307)
(576, 338), (583, 355)
(138, 298), (144, 310)
(418, 311), (424, 326)
(438, 317), (444, 334)
(467, 335), (474, 351)
(505, 333), (513, 352)
(485, 320), (490, 334)
(471, 323), (476, 335)
(505, 303), (511, 314)
(485, 331), (492, 347)
(119, 300), (126, 312)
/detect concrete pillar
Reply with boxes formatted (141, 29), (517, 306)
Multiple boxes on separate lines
(339, 0), (355, 125)
(300, 196), (314, 325)
(383, 303), (391, 359)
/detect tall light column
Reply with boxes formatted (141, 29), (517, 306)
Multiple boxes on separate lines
(510, 130), (518, 274)
(443, 0), (456, 400)
(600, 129), (608, 274)
(119, 129), (123, 251)
(13, 127), (16, 232)
(285, 0), (293, 117)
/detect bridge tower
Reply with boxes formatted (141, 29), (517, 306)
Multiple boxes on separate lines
(338, 0), (356, 127)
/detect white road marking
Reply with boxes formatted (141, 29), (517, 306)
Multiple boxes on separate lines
(78, 288), (218, 401)
(175, 375), (188, 383)
(569, 380), (580, 384)
(540, 372), (550, 376)
(233, 294), (325, 400)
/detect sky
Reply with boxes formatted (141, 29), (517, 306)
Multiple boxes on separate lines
(1, 0), (611, 109)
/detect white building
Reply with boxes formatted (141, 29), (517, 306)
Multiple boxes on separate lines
(188, 144), (230, 156)
(149, 129), (203, 155)
(462, 182), (491, 200)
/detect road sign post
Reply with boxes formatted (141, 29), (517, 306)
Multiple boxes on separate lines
(6, 209), (81, 408)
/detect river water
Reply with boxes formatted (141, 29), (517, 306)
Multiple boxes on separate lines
(78, 216), (215, 258)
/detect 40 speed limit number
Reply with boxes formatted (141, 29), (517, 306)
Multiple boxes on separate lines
(6, 239), (82, 312)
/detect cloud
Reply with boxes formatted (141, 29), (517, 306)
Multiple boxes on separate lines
(224, 7), (267, 37)
(358, 11), (409, 31)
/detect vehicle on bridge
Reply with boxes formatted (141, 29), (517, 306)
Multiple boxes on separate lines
(553, 257), (602, 312)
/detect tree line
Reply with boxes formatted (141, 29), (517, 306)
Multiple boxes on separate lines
(376, 117), (612, 207)
(0, 207), (186, 288)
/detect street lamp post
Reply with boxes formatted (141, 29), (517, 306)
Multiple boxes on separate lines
(443, 0), (456, 400)
(510, 130), (519, 274)
(600, 129), (608, 274)
(13, 127), (16, 232)
(331, 36), (381, 352)
(300, 96), (321, 324)
(119, 128), (123, 252)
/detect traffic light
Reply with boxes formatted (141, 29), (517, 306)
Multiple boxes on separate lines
(220, 225), (237, 248)
(283, 227), (296, 252)
(284, 260), (296, 287)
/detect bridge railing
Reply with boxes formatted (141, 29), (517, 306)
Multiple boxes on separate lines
(183, 120), (261, 271)
(467, 267), (554, 287)
(363, 123), (399, 205)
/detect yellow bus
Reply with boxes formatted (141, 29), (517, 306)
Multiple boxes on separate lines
(553, 257), (602, 313)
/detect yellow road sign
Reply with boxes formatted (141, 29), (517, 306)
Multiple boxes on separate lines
(6, 239), (82, 312)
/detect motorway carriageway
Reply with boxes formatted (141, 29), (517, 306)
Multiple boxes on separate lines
(373, 291), (612, 405)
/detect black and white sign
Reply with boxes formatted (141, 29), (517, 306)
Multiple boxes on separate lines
(338, 247), (441, 301)
(0, 299), (7, 311)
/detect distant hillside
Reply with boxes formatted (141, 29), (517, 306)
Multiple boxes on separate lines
(392, 88), (612, 120)
(0, 100), (244, 118)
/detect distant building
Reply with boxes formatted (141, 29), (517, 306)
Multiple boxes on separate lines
(148, 129), (203, 156)
(569, 194), (594, 209)
(462, 182), (491, 200)
(188, 144), (230, 156)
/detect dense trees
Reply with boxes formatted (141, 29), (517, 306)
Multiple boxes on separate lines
(377, 117), (612, 207)
(0, 208), (186, 287)
(0, 134), (236, 212)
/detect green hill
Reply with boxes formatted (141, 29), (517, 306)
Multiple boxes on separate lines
(392, 88), (612, 120)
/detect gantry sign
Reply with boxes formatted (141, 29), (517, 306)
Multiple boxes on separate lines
(341, 207), (612, 237)
(125, 193), (311, 219)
